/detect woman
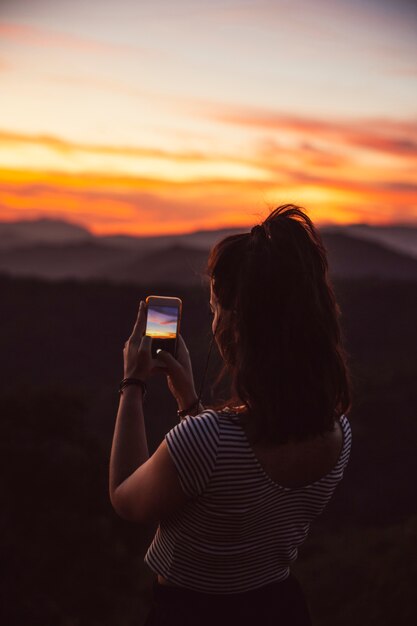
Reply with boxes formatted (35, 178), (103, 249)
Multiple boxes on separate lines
(109, 205), (352, 626)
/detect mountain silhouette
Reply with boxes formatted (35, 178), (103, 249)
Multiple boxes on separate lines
(322, 232), (417, 280)
(0, 241), (134, 280)
(326, 223), (417, 259)
(0, 218), (92, 249)
(0, 220), (416, 283)
(102, 244), (209, 286)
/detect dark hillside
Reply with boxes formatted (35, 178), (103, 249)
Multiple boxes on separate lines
(0, 242), (135, 280)
(322, 232), (417, 280)
(103, 244), (209, 287)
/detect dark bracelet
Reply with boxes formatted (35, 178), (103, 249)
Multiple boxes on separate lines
(119, 377), (147, 397)
(177, 399), (200, 420)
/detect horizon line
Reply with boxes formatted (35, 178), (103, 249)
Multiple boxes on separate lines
(1, 216), (417, 240)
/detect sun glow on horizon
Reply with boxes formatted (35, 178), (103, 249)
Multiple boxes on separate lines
(0, 1), (416, 233)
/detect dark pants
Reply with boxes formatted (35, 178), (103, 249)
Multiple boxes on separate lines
(144, 573), (312, 626)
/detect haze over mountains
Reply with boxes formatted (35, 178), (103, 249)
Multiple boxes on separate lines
(0, 218), (416, 284)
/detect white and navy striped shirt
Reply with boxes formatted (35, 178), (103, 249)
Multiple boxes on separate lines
(145, 409), (352, 594)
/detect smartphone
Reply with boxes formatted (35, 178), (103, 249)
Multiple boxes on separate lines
(145, 295), (182, 359)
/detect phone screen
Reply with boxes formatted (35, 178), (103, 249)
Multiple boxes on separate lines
(145, 303), (180, 357)
(146, 304), (179, 339)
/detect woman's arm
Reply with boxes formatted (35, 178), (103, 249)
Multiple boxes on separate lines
(109, 380), (190, 523)
(108, 301), (201, 521)
(109, 300), (153, 506)
(109, 384), (148, 503)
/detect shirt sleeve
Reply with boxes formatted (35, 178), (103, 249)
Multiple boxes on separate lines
(165, 410), (220, 498)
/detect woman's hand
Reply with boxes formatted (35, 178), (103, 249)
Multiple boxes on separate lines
(155, 335), (198, 410)
(123, 301), (160, 381)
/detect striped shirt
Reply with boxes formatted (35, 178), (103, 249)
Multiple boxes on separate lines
(144, 409), (352, 594)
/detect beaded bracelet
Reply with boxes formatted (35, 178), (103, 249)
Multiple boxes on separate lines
(119, 377), (147, 397)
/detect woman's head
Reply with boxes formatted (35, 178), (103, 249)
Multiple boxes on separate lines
(206, 204), (351, 444)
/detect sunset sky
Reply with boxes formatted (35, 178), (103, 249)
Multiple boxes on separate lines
(146, 305), (179, 339)
(1, 0), (416, 235)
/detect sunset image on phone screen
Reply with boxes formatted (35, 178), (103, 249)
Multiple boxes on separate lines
(146, 305), (178, 339)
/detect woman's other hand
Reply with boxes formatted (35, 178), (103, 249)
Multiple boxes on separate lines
(123, 301), (160, 381)
(156, 335), (198, 410)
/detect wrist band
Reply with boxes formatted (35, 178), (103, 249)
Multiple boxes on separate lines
(177, 399), (200, 420)
(119, 377), (147, 397)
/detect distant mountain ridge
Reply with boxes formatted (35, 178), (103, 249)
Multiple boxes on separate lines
(104, 244), (210, 286)
(0, 218), (92, 249)
(321, 232), (417, 281)
(1, 217), (416, 257)
(0, 217), (416, 283)
(0, 241), (133, 280)
(324, 223), (417, 259)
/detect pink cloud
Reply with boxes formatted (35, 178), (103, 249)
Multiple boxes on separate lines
(212, 105), (417, 159)
(0, 20), (144, 56)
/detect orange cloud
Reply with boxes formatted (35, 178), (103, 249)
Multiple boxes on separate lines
(0, 129), (214, 162)
(1, 105), (416, 235)
(0, 167), (265, 234)
(1, 162), (415, 236)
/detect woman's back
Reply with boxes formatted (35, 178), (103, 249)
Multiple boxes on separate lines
(241, 412), (344, 489)
(145, 409), (352, 594)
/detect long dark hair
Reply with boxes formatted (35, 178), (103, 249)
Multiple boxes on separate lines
(206, 204), (351, 444)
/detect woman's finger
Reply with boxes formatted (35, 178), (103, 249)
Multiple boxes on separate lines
(156, 348), (181, 374)
(138, 334), (152, 354)
(150, 358), (166, 374)
(131, 301), (146, 340)
(176, 334), (192, 368)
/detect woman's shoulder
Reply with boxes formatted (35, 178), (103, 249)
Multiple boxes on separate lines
(176, 408), (222, 441)
(188, 405), (244, 424)
(184, 406), (248, 441)
(185, 407), (221, 424)
(183, 406), (247, 435)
